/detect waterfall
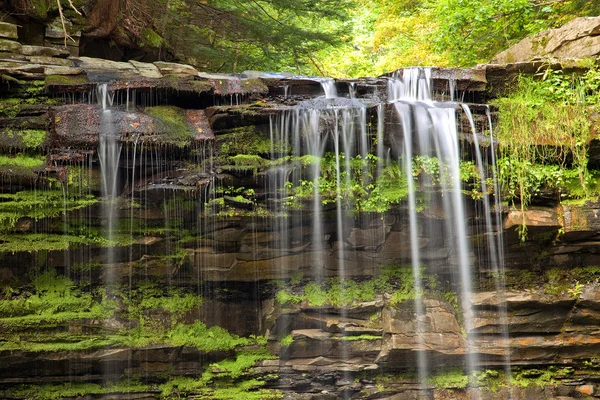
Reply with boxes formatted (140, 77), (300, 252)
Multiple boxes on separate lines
(318, 78), (338, 99)
(97, 82), (122, 381)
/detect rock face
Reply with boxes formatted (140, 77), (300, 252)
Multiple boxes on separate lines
(491, 16), (600, 64)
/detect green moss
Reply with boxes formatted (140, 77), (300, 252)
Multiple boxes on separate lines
(427, 368), (469, 388)
(45, 74), (89, 87)
(0, 98), (21, 118)
(159, 348), (278, 399)
(16, 129), (47, 148)
(145, 105), (195, 147)
(0, 273), (258, 353)
(160, 75), (214, 93)
(340, 334), (381, 341)
(141, 28), (164, 48)
(0, 269), (115, 332)
(0, 153), (45, 177)
(223, 154), (270, 173)
(9, 379), (151, 400)
(216, 126), (274, 156)
(0, 190), (97, 232)
(0, 231), (135, 253)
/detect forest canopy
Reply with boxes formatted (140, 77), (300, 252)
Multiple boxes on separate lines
(5, 0), (600, 77)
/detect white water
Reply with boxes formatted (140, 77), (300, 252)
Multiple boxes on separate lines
(263, 70), (505, 390)
(319, 78), (338, 99)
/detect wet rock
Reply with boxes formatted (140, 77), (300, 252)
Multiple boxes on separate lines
(53, 104), (207, 147)
(378, 299), (466, 365)
(346, 226), (391, 250)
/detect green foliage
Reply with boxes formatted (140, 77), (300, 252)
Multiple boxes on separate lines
(304, 282), (328, 307)
(274, 267), (426, 308)
(167, 322), (251, 351)
(280, 334), (294, 347)
(275, 289), (302, 306)
(496, 69), (600, 239)
(543, 265), (599, 296)
(159, 349), (278, 398)
(363, 163), (409, 212)
(223, 154), (270, 173)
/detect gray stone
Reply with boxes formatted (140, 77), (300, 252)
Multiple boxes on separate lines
(29, 56), (72, 66)
(44, 66), (84, 76)
(21, 45), (70, 58)
(154, 61), (198, 76)
(129, 60), (163, 79)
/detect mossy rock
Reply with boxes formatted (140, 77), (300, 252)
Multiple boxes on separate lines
(45, 73), (90, 88)
(0, 129), (48, 149)
(0, 22), (18, 40)
(0, 38), (22, 53)
(0, 153), (46, 178)
(145, 105), (197, 147)
(215, 126), (275, 158)
(159, 75), (213, 93)
(140, 28), (164, 48)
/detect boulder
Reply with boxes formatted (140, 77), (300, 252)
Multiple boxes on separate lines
(491, 16), (600, 64)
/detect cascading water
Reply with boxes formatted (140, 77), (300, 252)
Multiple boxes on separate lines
(0, 55), (520, 399)
(98, 83), (122, 271)
(319, 78), (338, 99)
(97, 83), (123, 381)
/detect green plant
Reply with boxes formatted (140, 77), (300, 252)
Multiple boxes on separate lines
(280, 334), (294, 347)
